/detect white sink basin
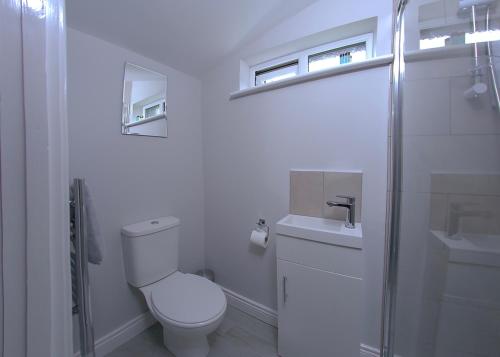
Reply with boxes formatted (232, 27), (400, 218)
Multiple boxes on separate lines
(276, 214), (363, 249)
(432, 230), (500, 267)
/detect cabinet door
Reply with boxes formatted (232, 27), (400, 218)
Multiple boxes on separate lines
(277, 259), (362, 357)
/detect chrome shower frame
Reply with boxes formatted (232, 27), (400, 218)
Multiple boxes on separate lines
(381, 1), (500, 356)
(380, 0), (407, 356)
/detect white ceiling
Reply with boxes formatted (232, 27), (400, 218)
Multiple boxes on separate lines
(66, 0), (317, 76)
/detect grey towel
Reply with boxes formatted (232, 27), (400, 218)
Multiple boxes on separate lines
(84, 182), (104, 264)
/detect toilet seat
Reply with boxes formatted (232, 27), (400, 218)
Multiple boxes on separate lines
(150, 272), (226, 328)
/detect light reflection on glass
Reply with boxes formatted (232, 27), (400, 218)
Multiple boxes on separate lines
(308, 47), (367, 73)
(465, 29), (500, 44)
(263, 72), (297, 84)
(420, 30), (500, 50)
(255, 62), (299, 86)
(26, 0), (44, 12)
(420, 36), (451, 50)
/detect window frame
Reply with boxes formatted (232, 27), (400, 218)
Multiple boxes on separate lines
(143, 98), (166, 119)
(254, 59), (299, 86)
(249, 33), (374, 88)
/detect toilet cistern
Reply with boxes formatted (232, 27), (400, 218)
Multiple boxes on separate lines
(326, 195), (356, 229)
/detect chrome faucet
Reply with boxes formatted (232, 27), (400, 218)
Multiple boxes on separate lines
(327, 195), (356, 229)
(447, 202), (490, 238)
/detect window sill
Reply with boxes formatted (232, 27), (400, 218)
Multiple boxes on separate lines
(229, 54), (394, 100)
(124, 113), (166, 128)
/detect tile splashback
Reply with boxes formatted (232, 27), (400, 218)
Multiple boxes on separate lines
(430, 173), (500, 235)
(290, 170), (363, 222)
(289, 171), (324, 218)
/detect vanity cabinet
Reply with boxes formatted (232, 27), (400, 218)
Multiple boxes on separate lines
(275, 217), (363, 357)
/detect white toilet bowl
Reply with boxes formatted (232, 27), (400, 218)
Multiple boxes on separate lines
(121, 217), (226, 357)
(140, 272), (227, 357)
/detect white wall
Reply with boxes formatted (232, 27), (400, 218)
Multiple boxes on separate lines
(201, 0), (392, 349)
(127, 119), (167, 137)
(0, 1), (27, 355)
(238, 0), (393, 60)
(67, 0), (393, 351)
(67, 28), (205, 346)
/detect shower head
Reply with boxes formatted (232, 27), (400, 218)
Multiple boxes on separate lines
(464, 82), (488, 99)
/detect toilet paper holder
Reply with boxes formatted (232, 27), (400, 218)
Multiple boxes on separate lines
(257, 218), (270, 235)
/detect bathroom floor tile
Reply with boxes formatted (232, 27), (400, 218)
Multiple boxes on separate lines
(105, 314), (278, 357)
(105, 329), (172, 357)
(224, 326), (277, 357)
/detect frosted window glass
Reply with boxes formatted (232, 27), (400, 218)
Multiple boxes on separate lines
(308, 43), (367, 72)
(255, 61), (299, 86)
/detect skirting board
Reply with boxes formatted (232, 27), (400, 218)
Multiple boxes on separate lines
(74, 311), (156, 357)
(222, 288), (390, 357)
(222, 287), (278, 327)
(72, 286), (277, 356)
(74, 287), (381, 357)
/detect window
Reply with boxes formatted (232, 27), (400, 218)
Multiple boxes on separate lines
(143, 99), (166, 119)
(254, 60), (299, 86)
(308, 42), (367, 72)
(249, 33), (373, 87)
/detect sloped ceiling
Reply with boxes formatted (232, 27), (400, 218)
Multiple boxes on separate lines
(66, 0), (318, 76)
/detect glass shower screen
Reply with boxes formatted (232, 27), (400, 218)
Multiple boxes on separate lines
(387, 0), (500, 356)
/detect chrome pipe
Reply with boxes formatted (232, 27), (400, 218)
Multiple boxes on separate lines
(486, 7), (500, 113)
(472, 5), (480, 74)
(73, 178), (96, 357)
(380, 0), (408, 356)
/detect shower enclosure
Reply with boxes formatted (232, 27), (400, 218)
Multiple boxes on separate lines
(383, 0), (500, 356)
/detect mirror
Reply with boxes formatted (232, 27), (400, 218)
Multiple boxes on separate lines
(122, 63), (167, 137)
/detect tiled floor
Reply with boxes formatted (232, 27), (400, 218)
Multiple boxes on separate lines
(106, 307), (278, 357)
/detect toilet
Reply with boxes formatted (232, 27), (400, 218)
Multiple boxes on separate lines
(121, 216), (227, 357)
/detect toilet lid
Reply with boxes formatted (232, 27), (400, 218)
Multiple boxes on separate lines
(151, 273), (226, 325)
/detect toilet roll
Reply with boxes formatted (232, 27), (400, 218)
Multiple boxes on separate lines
(250, 229), (268, 248)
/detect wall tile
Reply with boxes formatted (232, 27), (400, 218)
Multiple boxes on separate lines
(431, 173), (500, 196)
(403, 78), (451, 136)
(430, 193), (448, 231)
(402, 135), (500, 193)
(450, 76), (500, 135)
(444, 0), (461, 22)
(447, 194), (500, 235)
(289, 171), (324, 217)
(405, 56), (472, 81)
(418, 1), (446, 31)
(419, 1), (445, 21)
(429, 174), (500, 234)
(323, 172), (362, 222)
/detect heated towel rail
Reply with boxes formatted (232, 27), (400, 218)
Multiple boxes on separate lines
(70, 178), (96, 357)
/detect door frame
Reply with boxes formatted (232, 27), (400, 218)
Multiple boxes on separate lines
(22, 0), (73, 355)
